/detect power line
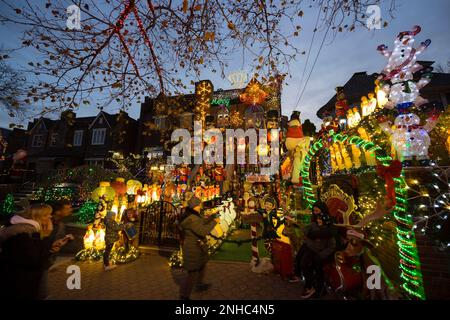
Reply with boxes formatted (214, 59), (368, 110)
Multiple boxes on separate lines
(294, 1), (340, 111)
(294, 20), (331, 111)
(293, 5), (322, 110)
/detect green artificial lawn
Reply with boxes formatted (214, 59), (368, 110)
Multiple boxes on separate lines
(211, 229), (269, 262)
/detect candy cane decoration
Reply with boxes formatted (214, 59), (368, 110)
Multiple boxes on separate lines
(251, 222), (259, 264)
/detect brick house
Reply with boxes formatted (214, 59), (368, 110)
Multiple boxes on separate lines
(0, 127), (27, 183)
(25, 110), (137, 180)
(137, 79), (283, 157)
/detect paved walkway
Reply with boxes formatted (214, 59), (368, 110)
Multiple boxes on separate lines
(48, 253), (305, 300)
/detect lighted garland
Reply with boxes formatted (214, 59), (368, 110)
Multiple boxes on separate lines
(300, 130), (425, 300)
(0, 194), (15, 216)
(75, 200), (98, 224)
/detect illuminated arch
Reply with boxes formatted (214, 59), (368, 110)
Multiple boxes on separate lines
(300, 130), (425, 300)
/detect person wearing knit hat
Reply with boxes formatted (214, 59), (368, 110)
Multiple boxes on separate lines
(178, 196), (219, 300)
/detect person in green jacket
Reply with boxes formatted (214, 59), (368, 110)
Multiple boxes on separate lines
(179, 196), (219, 300)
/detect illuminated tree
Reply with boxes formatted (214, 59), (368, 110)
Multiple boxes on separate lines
(0, 54), (26, 121)
(0, 0), (395, 121)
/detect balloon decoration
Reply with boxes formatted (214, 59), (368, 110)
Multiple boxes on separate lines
(91, 181), (116, 202)
(126, 179), (143, 195)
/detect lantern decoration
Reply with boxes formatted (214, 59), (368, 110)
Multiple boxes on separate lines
(111, 196), (119, 216)
(126, 180), (142, 195)
(94, 226), (106, 251)
(83, 226), (95, 250)
(239, 78), (268, 106)
(91, 181), (116, 202)
(136, 188), (146, 205)
(151, 184), (159, 202)
(111, 178), (127, 197)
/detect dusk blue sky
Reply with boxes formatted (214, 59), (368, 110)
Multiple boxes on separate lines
(0, 0), (449, 130)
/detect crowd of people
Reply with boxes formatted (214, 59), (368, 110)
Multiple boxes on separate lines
(0, 193), (386, 300)
(0, 200), (74, 299)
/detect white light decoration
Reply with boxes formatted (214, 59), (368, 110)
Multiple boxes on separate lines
(377, 25), (431, 108)
(380, 112), (438, 161)
(377, 26), (439, 161)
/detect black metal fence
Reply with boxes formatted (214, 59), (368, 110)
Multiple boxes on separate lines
(139, 201), (180, 246)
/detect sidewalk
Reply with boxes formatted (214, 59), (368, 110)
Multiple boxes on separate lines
(48, 253), (305, 300)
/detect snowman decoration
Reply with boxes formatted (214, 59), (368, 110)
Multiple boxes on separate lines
(377, 25), (431, 109)
(377, 26), (439, 162)
(379, 112), (438, 161)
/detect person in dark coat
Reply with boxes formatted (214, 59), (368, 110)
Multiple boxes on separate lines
(294, 201), (336, 299)
(178, 196), (218, 300)
(0, 203), (60, 299)
(38, 200), (74, 299)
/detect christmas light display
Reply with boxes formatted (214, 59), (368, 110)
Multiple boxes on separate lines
(91, 181), (116, 202)
(239, 78), (268, 106)
(195, 80), (213, 125)
(379, 112), (439, 161)
(76, 200), (98, 224)
(377, 26), (431, 108)
(300, 130), (425, 299)
(375, 26), (438, 162)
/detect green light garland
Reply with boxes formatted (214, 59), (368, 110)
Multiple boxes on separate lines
(75, 200), (98, 224)
(300, 130), (426, 300)
(0, 193), (16, 216)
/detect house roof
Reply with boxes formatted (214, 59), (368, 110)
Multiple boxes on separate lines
(316, 72), (379, 119)
(0, 128), (12, 139)
(316, 63), (450, 119)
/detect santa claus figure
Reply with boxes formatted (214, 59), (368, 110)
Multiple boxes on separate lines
(285, 111), (310, 184)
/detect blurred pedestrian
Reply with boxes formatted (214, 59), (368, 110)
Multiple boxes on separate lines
(0, 203), (64, 299)
(39, 200), (75, 299)
(178, 196), (219, 300)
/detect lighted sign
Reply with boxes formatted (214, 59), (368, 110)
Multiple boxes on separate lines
(211, 98), (231, 107)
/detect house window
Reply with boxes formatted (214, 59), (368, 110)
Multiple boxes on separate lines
(32, 134), (43, 147)
(91, 128), (106, 145)
(50, 133), (59, 146)
(179, 113), (193, 129)
(154, 116), (167, 130)
(73, 130), (83, 146)
(86, 159), (104, 167)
